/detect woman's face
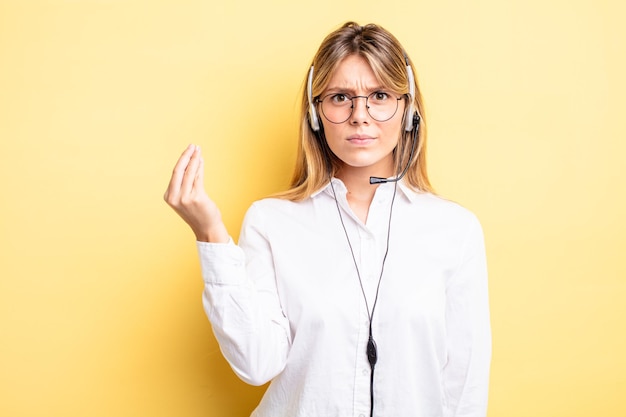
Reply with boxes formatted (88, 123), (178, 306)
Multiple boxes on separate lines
(320, 54), (405, 179)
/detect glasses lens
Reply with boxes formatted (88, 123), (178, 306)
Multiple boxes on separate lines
(320, 92), (399, 124)
(367, 91), (399, 122)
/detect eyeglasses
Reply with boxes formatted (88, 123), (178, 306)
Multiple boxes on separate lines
(316, 91), (403, 124)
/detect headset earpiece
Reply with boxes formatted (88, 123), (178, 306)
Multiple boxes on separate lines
(307, 66), (320, 132)
(404, 55), (417, 132)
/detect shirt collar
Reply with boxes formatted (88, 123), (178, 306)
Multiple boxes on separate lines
(311, 178), (421, 203)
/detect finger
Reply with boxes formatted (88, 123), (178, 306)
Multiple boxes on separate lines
(180, 145), (202, 197)
(194, 156), (205, 192)
(166, 144), (196, 199)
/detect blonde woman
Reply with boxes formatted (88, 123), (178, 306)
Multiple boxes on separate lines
(165, 22), (491, 417)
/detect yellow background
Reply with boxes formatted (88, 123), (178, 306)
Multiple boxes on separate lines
(1, 1), (624, 416)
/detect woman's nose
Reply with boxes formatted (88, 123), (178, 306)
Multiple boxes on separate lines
(350, 96), (370, 124)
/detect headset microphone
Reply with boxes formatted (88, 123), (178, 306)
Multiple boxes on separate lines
(370, 54), (419, 185)
(369, 113), (420, 185)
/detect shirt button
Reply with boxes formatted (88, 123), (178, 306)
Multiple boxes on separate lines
(362, 368), (368, 376)
(360, 414), (366, 417)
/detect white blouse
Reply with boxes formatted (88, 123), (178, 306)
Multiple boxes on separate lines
(197, 179), (491, 417)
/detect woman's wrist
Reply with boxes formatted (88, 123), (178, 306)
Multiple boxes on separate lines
(195, 222), (229, 243)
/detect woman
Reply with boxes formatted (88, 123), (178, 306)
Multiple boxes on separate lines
(164, 22), (491, 417)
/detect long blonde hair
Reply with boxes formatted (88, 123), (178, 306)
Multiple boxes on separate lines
(277, 22), (433, 201)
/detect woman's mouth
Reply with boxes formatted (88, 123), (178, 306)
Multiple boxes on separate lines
(347, 135), (375, 144)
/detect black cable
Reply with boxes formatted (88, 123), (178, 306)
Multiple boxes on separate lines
(367, 330), (377, 417)
(330, 180), (398, 417)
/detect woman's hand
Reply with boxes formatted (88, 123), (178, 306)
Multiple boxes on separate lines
(164, 144), (229, 243)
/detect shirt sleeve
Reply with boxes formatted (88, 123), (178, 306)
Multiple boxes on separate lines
(443, 215), (492, 417)
(197, 203), (291, 386)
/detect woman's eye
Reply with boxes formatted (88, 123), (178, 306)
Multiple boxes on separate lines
(331, 94), (349, 104)
(373, 91), (389, 101)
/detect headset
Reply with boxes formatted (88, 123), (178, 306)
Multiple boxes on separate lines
(307, 53), (421, 184)
(307, 53), (418, 133)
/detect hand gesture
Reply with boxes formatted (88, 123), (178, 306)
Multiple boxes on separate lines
(164, 144), (229, 243)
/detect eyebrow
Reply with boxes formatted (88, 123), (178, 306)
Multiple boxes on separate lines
(323, 85), (387, 95)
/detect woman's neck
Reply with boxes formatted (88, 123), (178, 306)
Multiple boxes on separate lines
(336, 165), (392, 223)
